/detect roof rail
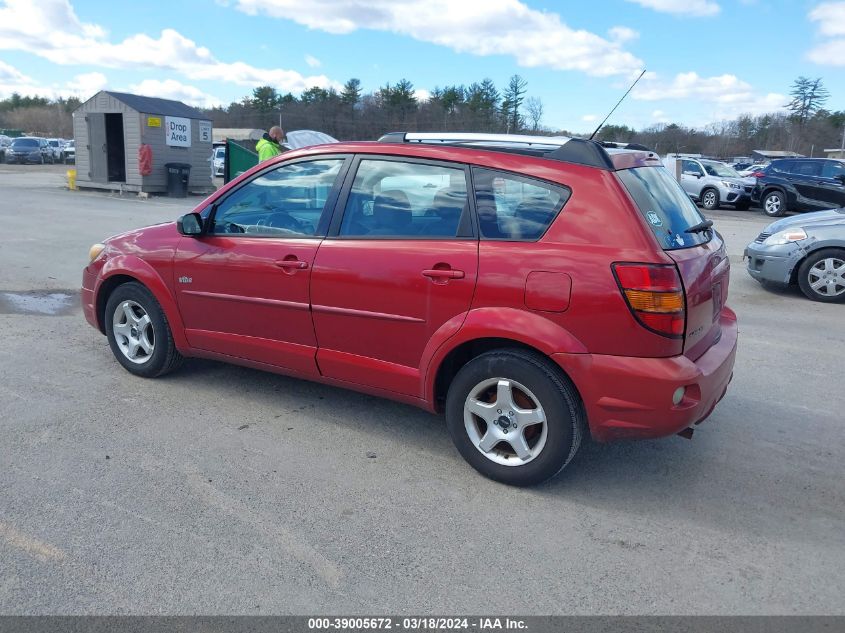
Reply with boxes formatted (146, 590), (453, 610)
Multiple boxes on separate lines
(377, 132), (615, 170)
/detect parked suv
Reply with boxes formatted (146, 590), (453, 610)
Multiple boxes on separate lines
(664, 156), (752, 210)
(752, 158), (845, 217)
(82, 133), (738, 486)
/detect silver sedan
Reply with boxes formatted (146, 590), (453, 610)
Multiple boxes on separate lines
(744, 208), (845, 302)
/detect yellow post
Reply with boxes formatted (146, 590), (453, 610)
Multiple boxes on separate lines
(66, 169), (77, 190)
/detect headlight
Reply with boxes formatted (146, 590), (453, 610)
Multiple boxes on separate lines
(763, 228), (807, 246)
(88, 243), (106, 262)
(721, 181), (741, 189)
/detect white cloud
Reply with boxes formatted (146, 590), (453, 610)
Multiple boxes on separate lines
(413, 89), (431, 102)
(65, 72), (108, 97)
(581, 114), (598, 122)
(304, 54), (321, 68)
(608, 26), (639, 42)
(809, 2), (845, 36)
(233, 0), (644, 77)
(808, 37), (845, 64)
(129, 79), (224, 108)
(0, 0), (341, 95)
(633, 71), (786, 116)
(807, 2), (845, 65)
(0, 61), (110, 101)
(625, 0), (720, 16)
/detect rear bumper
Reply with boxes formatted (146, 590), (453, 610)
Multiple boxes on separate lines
(553, 307), (738, 442)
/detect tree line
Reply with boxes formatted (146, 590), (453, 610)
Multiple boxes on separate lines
(1, 75), (842, 159)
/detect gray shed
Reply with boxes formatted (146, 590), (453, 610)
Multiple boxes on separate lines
(73, 90), (213, 194)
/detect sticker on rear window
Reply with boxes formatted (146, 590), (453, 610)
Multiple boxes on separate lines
(646, 211), (663, 227)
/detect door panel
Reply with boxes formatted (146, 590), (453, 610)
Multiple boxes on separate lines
(311, 240), (477, 395)
(174, 157), (348, 374)
(87, 113), (107, 183)
(174, 237), (320, 373)
(311, 157), (478, 397)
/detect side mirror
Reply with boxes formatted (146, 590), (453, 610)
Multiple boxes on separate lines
(177, 212), (204, 236)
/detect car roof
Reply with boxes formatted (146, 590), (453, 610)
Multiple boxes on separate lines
(373, 132), (661, 171)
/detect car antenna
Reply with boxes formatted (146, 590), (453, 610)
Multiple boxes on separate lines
(588, 69), (647, 141)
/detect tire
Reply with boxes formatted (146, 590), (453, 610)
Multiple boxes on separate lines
(701, 188), (720, 211)
(104, 282), (183, 377)
(796, 249), (845, 303)
(445, 348), (585, 486)
(762, 190), (786, 217)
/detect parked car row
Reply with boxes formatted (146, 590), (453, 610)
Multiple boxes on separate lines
(0, 136), (75, 164)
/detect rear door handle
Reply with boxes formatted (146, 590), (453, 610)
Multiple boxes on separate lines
(275, 259), (308, 270)
(422, 268), (464, 280)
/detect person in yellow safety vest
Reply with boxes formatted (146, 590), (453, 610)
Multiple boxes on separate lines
(256, 126), (285, 162)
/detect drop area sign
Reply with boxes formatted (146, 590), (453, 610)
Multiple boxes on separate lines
(165, 116), (191, 147)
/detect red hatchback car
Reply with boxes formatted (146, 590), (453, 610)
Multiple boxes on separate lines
(82, 133), (737, 486)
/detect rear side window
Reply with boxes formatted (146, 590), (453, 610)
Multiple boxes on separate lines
(792, 161), (822, 177)
(338, 159), (470, 238)
(471, 167), (570, 241)
(617, 166), (710, 250)
(822, 161), (845, 179)
(770, 160), (794, 174)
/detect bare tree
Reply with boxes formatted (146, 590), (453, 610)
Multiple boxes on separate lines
(525, 97), (543, 131)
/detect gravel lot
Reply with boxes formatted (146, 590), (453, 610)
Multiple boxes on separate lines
(1, 163), (843, 615)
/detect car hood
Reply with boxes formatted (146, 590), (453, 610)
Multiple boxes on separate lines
(764, 208), (845, 233)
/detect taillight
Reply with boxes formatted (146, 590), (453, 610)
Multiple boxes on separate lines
(752, 171), (765, 178)
(612, 263), (686, 338)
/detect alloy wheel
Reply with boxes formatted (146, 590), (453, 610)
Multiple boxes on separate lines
(463, 377), (548, 466)
(112, 300), (155, 363)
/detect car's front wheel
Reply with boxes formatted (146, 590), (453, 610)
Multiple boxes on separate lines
(762, 190), (786, 217)
(445, 349), (585, 486)
(797, 249), (845, 303)
(701, 188), (720, 211)
(105, 282), (183, 377)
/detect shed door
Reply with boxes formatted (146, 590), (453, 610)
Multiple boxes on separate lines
(87, 113), (107, 183)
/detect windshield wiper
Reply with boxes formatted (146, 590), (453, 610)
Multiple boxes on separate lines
(685, 219), (714, 234)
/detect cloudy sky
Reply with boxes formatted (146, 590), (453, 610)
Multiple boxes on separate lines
(1, 0), (843, 132)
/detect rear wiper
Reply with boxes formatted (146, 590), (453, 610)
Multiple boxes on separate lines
(685, 219), (714, 234)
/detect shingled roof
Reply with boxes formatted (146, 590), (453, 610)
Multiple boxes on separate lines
(105, 91), (205, 119)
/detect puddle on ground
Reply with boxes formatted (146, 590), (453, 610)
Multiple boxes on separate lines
(0, 290), (80, 316)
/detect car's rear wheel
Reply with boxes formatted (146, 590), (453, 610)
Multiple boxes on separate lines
(105, 282), (183, 377)
(445, 349), (585, 486)
(701, 188), (720, 211)
(762, 190), (786, 217)
(797, 249), (845, 303)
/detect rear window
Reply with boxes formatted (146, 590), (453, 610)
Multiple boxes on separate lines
(11, 139), (38, 148)
(617, 166), (710, 250)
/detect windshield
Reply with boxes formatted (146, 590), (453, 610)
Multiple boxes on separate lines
(617, 166), (710, 250)
(49, 140), (59, 147)
(701, 160), (740, 178)
(11, 139), (38, 148)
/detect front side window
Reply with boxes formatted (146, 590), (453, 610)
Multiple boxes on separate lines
(472, 167), (569, 241)
(339, 159), (469, 238)
(211, 159), (344, 237)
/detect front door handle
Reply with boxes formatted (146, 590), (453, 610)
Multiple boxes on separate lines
(422, 268), (464, 280)
(275, 259), (308, 270)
